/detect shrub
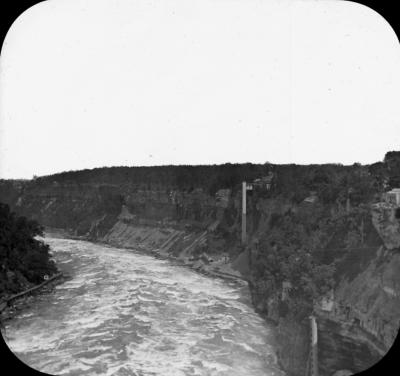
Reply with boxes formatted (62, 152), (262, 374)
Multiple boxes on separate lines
(0, 203), (57, 296)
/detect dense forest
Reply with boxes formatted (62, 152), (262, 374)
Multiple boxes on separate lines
(12, 150), (396, 201)
(0, 203), (57, 298)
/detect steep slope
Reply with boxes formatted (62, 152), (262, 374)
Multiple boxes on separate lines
(1, 158), (400, 376)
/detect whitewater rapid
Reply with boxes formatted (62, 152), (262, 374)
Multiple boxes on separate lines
(2, 237), (284, 376)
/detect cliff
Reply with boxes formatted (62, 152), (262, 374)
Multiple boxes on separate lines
(1, 158), (400, 376)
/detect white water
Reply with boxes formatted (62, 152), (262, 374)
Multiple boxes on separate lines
(2, 238), (284, 376)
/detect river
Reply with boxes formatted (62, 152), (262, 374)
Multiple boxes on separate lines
(2, 237), (284, 376)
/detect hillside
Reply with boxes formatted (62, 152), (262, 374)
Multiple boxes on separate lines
(1, 151), (400, 375)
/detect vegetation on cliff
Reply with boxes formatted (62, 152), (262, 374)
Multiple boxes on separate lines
(247, 152), (399, 322)
(0, 203), (57, 298)
(250, 199), (383, 321)
(0, 152), (397, 318)
(0, 152), (398, 375)
(252, 202), (336, 319)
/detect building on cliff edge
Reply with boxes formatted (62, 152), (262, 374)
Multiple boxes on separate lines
(384, 188), (400, 206)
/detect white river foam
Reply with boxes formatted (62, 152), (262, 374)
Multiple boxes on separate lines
(2, 237), (284, 376)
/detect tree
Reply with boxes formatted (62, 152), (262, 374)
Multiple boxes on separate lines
(0, 203), (57, 296)
(384, 151), (400, 188)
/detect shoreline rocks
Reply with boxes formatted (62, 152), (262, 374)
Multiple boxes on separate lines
(0, 273), (68, 324)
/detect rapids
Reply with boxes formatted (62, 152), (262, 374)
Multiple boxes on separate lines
(2, 237), (284, 376)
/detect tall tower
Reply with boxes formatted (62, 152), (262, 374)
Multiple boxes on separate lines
(242, 182), (247, 245)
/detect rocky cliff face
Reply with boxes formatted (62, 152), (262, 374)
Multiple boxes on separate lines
(250, 200), (400, 376)
(1, 175), (399, 376)
(1, 181), (224, 234)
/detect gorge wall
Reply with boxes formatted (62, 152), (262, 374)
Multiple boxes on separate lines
(1, 160), (400, 376)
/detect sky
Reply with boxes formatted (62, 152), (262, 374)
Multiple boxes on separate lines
(0, 0), (399, 179)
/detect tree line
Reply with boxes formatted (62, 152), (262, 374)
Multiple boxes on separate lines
(12, 150), (398, 202)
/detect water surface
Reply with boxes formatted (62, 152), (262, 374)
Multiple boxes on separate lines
(2, 237), (283, 376)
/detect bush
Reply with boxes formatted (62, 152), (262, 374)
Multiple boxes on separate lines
(0, 203), (57, 296)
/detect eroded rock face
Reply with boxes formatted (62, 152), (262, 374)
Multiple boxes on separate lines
(332, 249), (400, 352)
(275, 318), (309, 376)
(247, 208), (399, 376)
(5, 182), (227, 234)
(2, 179), (400, 376)
(317, 316), (384, 376)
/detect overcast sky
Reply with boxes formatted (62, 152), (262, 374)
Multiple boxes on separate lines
(1, 0), (399, 179)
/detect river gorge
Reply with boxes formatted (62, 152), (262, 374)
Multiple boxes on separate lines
(2, 237), (284, 376)
(1, 159), (399, 375)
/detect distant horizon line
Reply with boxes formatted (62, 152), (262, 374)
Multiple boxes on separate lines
(1, 155), (393, 181)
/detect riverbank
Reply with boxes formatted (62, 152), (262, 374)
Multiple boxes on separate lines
(45, 227), (248, 286)
(0, 273), (68, 324)
(136, 244), (248, 285)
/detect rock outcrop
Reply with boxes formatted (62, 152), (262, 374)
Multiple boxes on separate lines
(1, 163), (399, 376)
